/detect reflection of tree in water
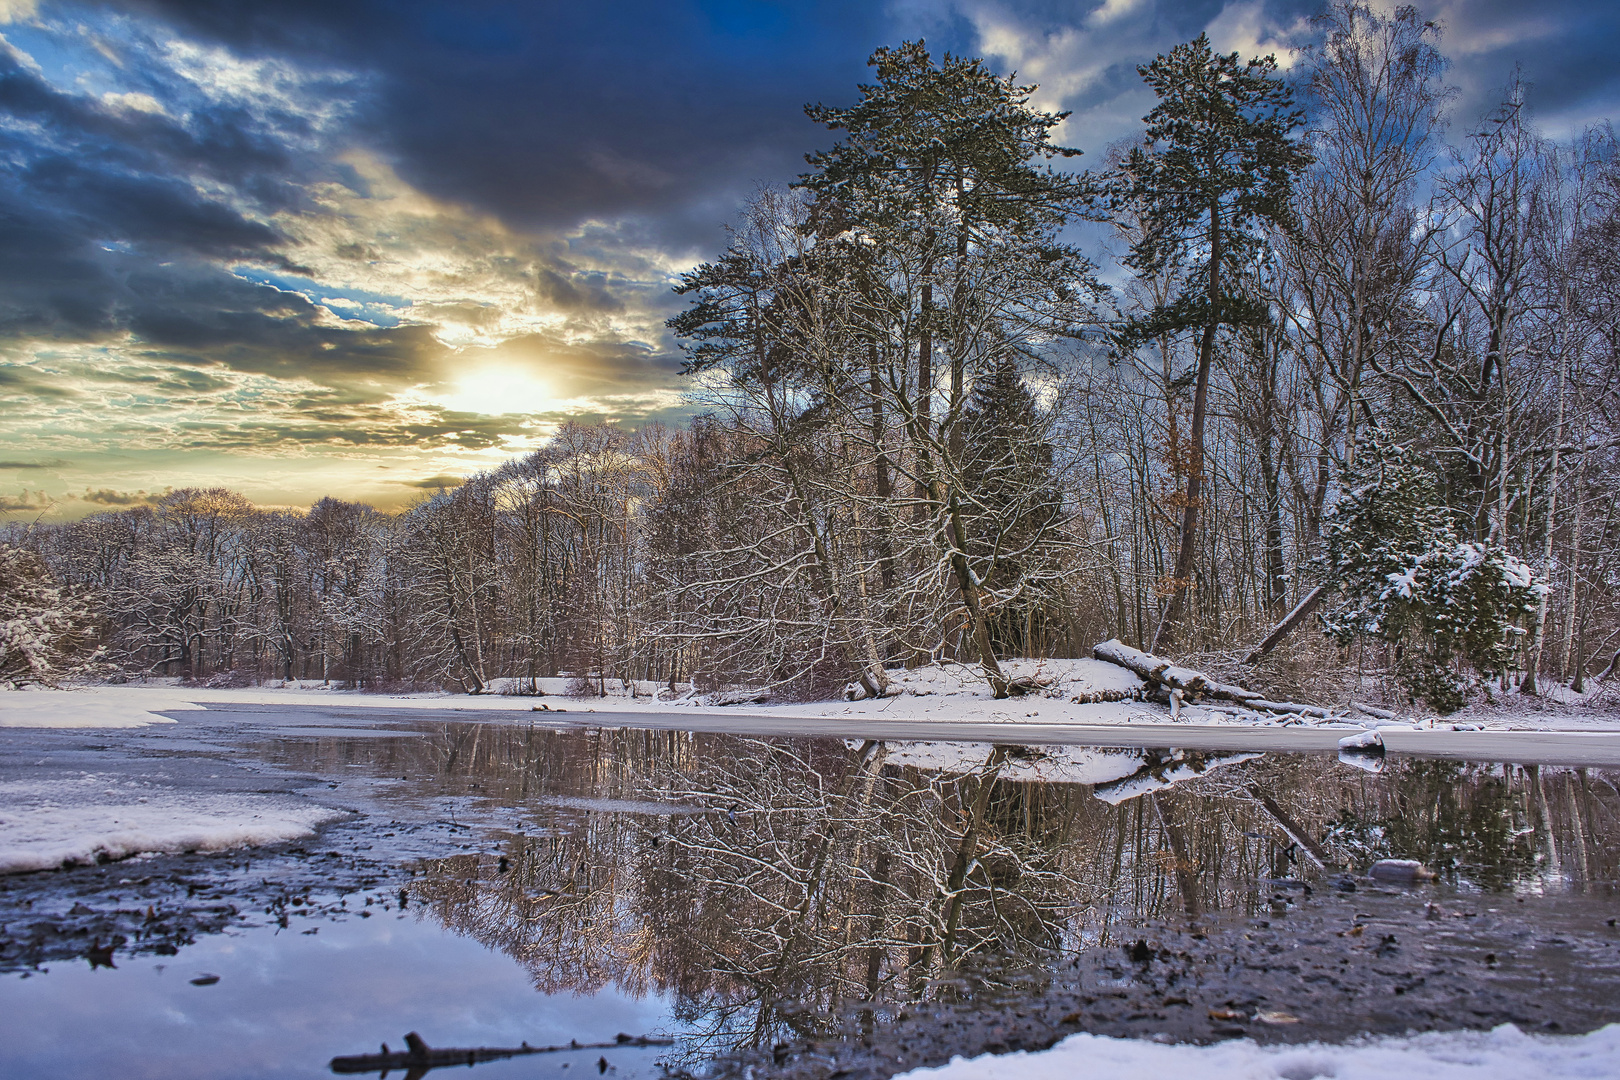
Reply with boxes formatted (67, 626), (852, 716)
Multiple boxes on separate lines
(1322, 760), (1619, 891)
(316, 726), (1617, 1062)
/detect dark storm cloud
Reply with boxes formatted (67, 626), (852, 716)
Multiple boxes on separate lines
(118, 269), (443, 385)
(108, 0), (890, 248)
(0, 37), (315, 344)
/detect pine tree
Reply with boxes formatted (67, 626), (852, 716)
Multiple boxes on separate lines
(959, 356), (1064, 655)
(797, 41), (1103, 696)
(1114, 34), (1312, 651)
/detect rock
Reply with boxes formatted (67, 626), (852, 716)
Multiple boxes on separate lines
(1369, 859), (1437, 883)
(1337, 729), (1384, 751)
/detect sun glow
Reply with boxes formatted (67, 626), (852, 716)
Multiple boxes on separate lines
(438, 367), (555, 416)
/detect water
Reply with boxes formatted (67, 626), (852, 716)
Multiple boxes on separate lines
(3, 713), (1618, 1078)
(0, 907), (671, 1080)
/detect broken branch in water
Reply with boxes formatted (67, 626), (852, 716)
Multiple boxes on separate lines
(329, 1031), (674, 1076)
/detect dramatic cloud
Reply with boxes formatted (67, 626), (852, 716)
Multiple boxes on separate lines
(79, 487), (164, 505)
(0, 0), (1614, 517)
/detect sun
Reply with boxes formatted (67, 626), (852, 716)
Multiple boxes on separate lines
(438, 367), (555, 416)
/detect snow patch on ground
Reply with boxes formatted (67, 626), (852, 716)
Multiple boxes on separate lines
(2, 662), (1617, 733)
(0, 685), (190, 728)
(881, 658), (1147, 702)
(899, 1023), (1620, 1080)
(0, 775), (348, 874)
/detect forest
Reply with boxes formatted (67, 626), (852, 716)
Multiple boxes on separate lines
(4, 4), (1618, 713)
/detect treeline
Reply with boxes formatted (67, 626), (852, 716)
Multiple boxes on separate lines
(7, 4), (1620, 708)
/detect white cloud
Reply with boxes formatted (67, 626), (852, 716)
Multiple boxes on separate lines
(1204, 1), (1311, 69)
(1087, 0), (1146, 28)
(0, 0), (36, 25)
(961, 0), (1162, 152)
(100, 90), (168, 115)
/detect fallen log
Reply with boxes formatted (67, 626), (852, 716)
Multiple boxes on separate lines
(1092, 639), (1329, 718)
(330, 1031), (674, 1076)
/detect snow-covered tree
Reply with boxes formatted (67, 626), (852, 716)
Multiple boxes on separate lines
(0, 544), (100, 687)
(1320, 437), (1543, 710)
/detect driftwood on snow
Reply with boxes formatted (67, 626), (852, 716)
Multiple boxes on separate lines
(1092, 639), (1330, 718)
(329, 1031), (674, 1077)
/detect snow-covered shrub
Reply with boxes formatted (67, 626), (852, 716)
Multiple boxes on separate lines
(0, 543), (102, 688)
(1319, 439), (1542, 712)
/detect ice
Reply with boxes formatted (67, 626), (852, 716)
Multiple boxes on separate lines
(0, 775), (348, 874)
(899, 1023), (1620, 1080)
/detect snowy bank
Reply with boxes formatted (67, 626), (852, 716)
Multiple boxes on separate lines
(878, 658), (1146, 703)
(0, 775), (348, 874)
(0, 685), (190, 728)
(899, 1023), (1620, 1080)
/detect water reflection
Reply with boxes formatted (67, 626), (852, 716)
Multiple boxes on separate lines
(258, 725), (1620, 1067)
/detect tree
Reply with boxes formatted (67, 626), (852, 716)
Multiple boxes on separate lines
(797, 41), (1104, 695)
(1319, 436), (1542, 711)
(0, 544), (100, 687)
(1113, 34), (1312, 652)
(958, 355), (1066, 655)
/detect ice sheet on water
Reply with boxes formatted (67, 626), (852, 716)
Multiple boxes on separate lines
(899, 1023), (1620, 1080)
(0, 775), (347, 874)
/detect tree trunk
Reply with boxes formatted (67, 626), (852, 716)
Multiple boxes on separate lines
(1523, 293), (1567, 694)
(1152, 207), (1221, 653)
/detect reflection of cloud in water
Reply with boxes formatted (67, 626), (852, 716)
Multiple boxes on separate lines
(0, 908), (671, 1080)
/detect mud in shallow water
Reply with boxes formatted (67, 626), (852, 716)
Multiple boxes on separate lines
(2, 717), (1618, 1078)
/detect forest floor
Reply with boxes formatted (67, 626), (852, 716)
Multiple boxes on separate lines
(694, 884), (1620, 1080)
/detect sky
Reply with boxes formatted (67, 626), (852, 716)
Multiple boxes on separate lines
(1, 0), (1617, 518)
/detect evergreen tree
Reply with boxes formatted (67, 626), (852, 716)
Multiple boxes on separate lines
(959, 356), (1064, 654)
(797, 41), (1104, 696)
(1320, 436), (1542, 711)
(1114, 34), (1312, 651)
(0, 544), (101, 687)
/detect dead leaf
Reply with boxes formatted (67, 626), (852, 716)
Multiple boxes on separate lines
(1255, 1011), (1300, 1025)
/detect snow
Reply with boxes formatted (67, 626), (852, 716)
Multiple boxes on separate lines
(0, 685), (191, 728)
(863, 741), (1156, 786)
(898, 1023), (1620, 1080)
(877, 658), (1146, 703)
(0, 656), (1615, 734)
(1339, 728), (1384, 749)
(0, 775), (348, 874)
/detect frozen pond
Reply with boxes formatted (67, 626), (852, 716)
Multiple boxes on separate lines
(2, 707), (1618, 1078)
